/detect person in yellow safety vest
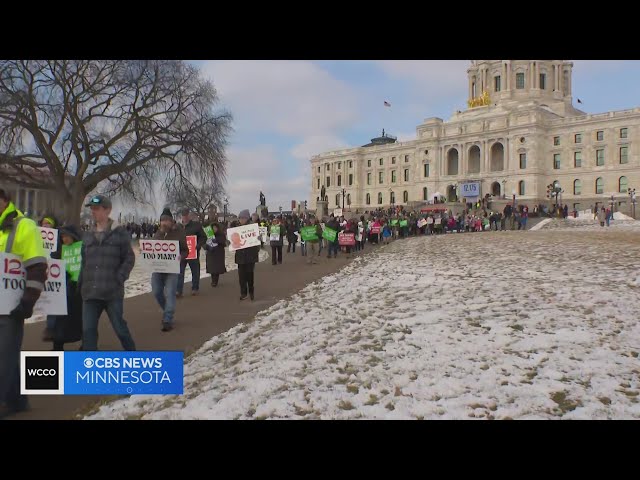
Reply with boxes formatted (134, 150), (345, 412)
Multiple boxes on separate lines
(0, 188), (48, 419)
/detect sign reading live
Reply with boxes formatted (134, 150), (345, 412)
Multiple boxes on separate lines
(226, 223), (261, 252)
(0, 253), (68, 316)
(185, 235), (197, 260)
(20, 351), (184, 395)
(40, 227), (58, 255)
(338, 232), (356, 246)
(139, 240), (181, 274)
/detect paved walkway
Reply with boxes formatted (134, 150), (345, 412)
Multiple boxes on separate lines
(10, 243), (381, 420)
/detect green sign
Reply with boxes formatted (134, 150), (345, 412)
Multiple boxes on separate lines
(270, 225), (281, 235)
(300, 226), (319, 242)
(390, 219), (398, 226)
(204, 226), (215, 238)
(62, 241), (83, 282)
(322, 226), (337, 242)
(399, 220), (408, 227)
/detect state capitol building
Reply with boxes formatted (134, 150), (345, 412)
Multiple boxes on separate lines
(310, 60), (639, 216)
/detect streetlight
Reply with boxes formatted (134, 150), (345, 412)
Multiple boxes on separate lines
(501, 180), (506, 199)
(223, 197), (228, 223)
(628, 188), (636, 219)
(341, 188), (346, 210)
(512, 189), (516, 208)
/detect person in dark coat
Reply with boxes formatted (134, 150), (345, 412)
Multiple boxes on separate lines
(40, 213), (62, 341)
(52, 224), (84, 351)
(234, 209), (260, 301)
(204, 222), (227, 287)
(269, 216), (284, 265)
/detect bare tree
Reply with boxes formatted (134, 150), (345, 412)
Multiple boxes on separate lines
(0, 60), (232, 224)
(165, 177), (226, 221)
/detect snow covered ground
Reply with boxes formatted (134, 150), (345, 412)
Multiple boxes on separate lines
(27, 246), (269, 325)
(87, 219), (640, 419)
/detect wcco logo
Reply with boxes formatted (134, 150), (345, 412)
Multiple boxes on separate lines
(20, 352), (64, 395)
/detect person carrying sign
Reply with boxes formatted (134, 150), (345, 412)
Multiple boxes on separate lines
(51, 224), (84, 351)
(80, 195), (136, 351)
(235, 210), (261, 300)
(269, 217), (285, 265)
(39, 214), (61, 342)
(152, 208), (189, 332)
(177, 208), (207, 298)
(204, 222), (227, 287)
(0, 188), (48, 419)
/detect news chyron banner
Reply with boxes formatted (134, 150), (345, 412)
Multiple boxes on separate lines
(20, 351), (184, 395)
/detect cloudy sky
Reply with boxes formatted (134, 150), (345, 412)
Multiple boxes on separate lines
(114, 60), (640, 219)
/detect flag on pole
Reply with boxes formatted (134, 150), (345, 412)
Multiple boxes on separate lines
(384, 101), (391, 107)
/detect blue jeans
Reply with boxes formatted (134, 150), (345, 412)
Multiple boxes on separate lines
(178, 258), (200, 294)
(46, 315), (56, 330)
(328, 241), (340, 256)
(82, 298), (136, 351)
(152, 273), (179, 324)
(0, 315), (26, 409)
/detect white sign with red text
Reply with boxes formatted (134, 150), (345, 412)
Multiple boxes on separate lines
(40, 227), (58, 255)
(0, 253), (67, 316)
(227, 224), (261, 252)
(138, 240), (181, 273)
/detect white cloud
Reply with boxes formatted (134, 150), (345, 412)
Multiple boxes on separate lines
(290, 134), (349, 162)
(200, 60), (360, 137)
(395, 131), (417, 142)
(224, 145), (309, 214)
(374, 60), (469, 98)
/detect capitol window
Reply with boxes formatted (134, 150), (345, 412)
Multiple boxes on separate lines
(379, 158), (383, 166)
(553, 136), (560, 146)
(516, 72), (525, 89)
(574, 179), (582, 195)
(337, 175), (342, 187)
(317, 166), (320, 173)
(596, 177), (604, 194)
(366, 193), (371, 205)
(367, 173), (371, 185)
(317, 178), (320, 189)
(620, 146), (628, 164)
(391, 171), (397, 183)
(367, 159), (372, 167)
(379, 172), (384, 184)
(519, 153), (527, 169)
(596, 149), (605, 166)
(574, 151), (582, 168)
(553, 154), (561, 169)
(574, 133), (582, 144)
(424, 163), (430, 177)
(348, 160), (353, 168)
(620, 128), (628, 139)
(326, 177), (331, 187)
(405, 155), (410, 162)
(596, 130), (604, 141)
(539, 73), (546, 90)
(403, 191), (408, 203)
(423, 187), (428, 200)
(404, 169), (409, 181)
(619, 176), (628, 193)
(494, 76), (501, 92)
(326, 164), (330, 171)
(338, 162), (341, 170)
(349, 174), (353, 185)
(392, 157), (396, 164)
(518, 181), (525, 196)
(378, 192), (383, 205)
